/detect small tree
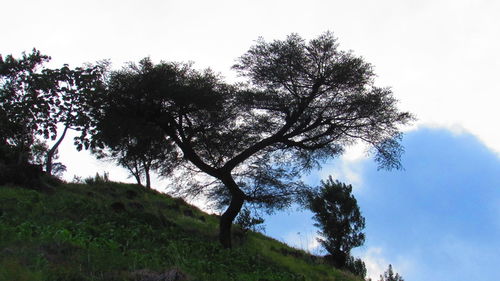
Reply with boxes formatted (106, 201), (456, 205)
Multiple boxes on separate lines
(92, 118), (178, 189)
(235, 206), (265, 233)
(43, 63), (106, 175)
(308, 177), (365, 268)
(345, 255), (367, 279)
(378, 264), (404, 281)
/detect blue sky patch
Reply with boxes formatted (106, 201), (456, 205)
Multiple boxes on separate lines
(265, 128), (500, 281)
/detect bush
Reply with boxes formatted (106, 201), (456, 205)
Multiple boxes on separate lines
(84, 172), (110, 185)
(345, 255), (367, 278)
(377, 264), (404, 281)
(0, 163), (53, 189)
(235, 207), (265, 233)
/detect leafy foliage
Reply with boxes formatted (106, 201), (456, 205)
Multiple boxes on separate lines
(235, 206), (265, 234)
(29, 140), (67, 177)
(233, 32), (413, 170)
(344, 256), (367, 279)
(88, 60), (179, 188)
(0, 49), (105, 178)
(0, 49), (53, 165)
(308, 177), (365, 269)
(41, 62), (106, 175)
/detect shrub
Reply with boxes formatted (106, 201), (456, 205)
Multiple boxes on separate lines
(235, 207), (265, 233)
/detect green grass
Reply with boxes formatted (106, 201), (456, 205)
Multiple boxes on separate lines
(0, 181), (363, 281)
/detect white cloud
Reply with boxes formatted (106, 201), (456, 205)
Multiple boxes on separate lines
(354, 247), (414, 281)
(318, 145), (368, 191)
(356, 247), (389, 280)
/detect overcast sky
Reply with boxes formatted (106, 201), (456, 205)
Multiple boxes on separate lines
(2, 0), (499, 280)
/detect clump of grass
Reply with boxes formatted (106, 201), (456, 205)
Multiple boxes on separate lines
(83, 172), (110, 185)
(0, 258), (45, 281)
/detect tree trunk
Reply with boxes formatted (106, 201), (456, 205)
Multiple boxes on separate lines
(16, 149), (26, 166)
(16, 142), (31, 166)
(144, 166), (151, 189)
(46, 125), (69, 175)
(133, 173), (142, 186)
(219, 192), (245, 249)
(126, 160), (143, 186)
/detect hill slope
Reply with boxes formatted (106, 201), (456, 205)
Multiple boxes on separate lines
(0, 179), (363, 281)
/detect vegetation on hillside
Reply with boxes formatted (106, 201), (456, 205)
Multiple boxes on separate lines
(0, 179), (364, 281)
(374, 265), (404, 281)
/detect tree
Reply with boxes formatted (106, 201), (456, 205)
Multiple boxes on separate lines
(91, 112), (179, 189)
(0, 49), (62, 187)
(308, 177), (365, 268)
(42, 63), (106, 175)
(378, 264), (404, 281)
(0, 49), (53, 166)
(345, 255), (367, 278)
(82, 32), (413, 248)
(0, 49), (105, 176)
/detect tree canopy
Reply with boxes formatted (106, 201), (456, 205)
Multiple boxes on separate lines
(80, 32), (413, 248)
(91, 102), (179, 189)
(0, 49), (105, 188)
(0, 49), (54, 165)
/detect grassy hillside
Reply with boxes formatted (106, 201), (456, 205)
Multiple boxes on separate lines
(0, 178), (363, 281)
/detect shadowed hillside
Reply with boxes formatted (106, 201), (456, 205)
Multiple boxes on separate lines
(0, 178), (363, 281)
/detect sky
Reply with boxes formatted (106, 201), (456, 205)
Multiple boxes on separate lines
(265, 128), (500, 280)
(2, 0), (499, 280)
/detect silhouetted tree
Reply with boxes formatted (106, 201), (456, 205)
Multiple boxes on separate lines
(0, 50), (59, 187)
(92, 115), (178, 189)
(81, 32), (412, 248)
(0, 49), (105, 176)
(235, 206), (265, 233)
(43, 63), (106, 175)
(308, 177), (365, 269)
(378, 264), (404, 281)
(345, 255), (367, 278)
(0, 49), (53, 166)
